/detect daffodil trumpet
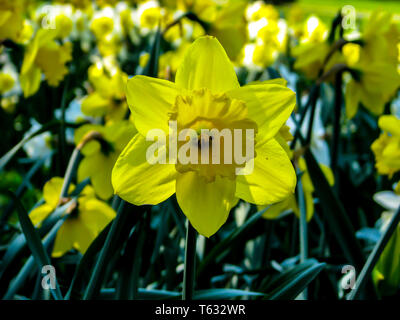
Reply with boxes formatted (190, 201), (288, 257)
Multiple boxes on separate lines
(145, 119), (256, 176)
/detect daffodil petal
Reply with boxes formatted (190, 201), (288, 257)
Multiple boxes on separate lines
(236, 138), (296, 205)
(29, 203), (54, 226)
(81, 92), (110, 117)
(20, 65), (41, 98)
(227, 82), (296, 142)
(379, 115), (400, 136)
(78, 154), (115, 200)
(71, 220), (96, 255)
(43, 177), (66, 208)
(52, 220), (75, 258)
(175, 36), (240, 93)
(126, 75), (179, 135)
(112, 133), (177, 205)
(176, 171), (237, 237)
(78, 198), (116, 233)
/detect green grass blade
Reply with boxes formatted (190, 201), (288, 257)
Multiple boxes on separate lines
(264, 259), (326, 300)
(348, 206), (400, 300)
(83, 199), (129, 300)
(197, 206), (269, 277)
(8, 191), (63, 300)
(2, 219), (64, 299)
(194, 289), (264, 299)
(304, 149), (364, 269)
(65, 222), (112, 300)
(0, 120), (60, 172)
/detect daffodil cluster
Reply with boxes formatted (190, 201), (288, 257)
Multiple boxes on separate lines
(1, 1), (400, 302)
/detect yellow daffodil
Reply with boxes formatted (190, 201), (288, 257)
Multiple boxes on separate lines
(90, 10), (123, 57)
(81, 62), (128, 121)
(292, 16), (345, 79)
(75, 120), (136, 200)
(251, 19), (287, 68)
(29, 177), (115, 257)
(90, 16), (114, 40)
(208, 0), (248, 61)
(0, 0), (25, 42)
(361, 10), (399, 66)
(172, 0), (248, 60)
(371, 115), (400, 178)
(112, 36), (296, 237)
(54, 14), (74, 39)
(345, 60), (400, 119)
(343, 11), (400, 119)
(0, 73), (15, 94)
(20, 29), (72, 97)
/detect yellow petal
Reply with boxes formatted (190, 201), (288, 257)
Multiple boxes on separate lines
(71, 220), (96, 255)
(345, 79), (360, 119)
(176, 171), (237, 237)
(112, 133), (177, 205)
(78, 197), (116, 233)
(379, 115), (400, 136)
(175, 36), (240, 93)
(228, 81), (296, 143)
(236, 138), (296, 205)
(262, 194), (297, 219)
(20, 65), (41, 98)
(52, 220), (76, 257)
(320, 163), (335, 186)
(304, 190), (315, 221)
(126, 75), (179, 135)
(29, 203), (54, 226)
(78, 153), (116, 200)
(81, 92), (110, 117)
(43, 177), (67, 208)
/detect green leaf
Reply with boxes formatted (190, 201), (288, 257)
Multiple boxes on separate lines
(194, 289), (264, 300)
(263, 259), (326, 300)
(99, 288), (181, 300)
(304, 149), (364, 269)
(0, 120), (59, 172)
(1, 155), (51, 224)
(99, 288), (264, 300)
(65, 222), (112, 300)
(0, 200), (73, 281)
(2, 219), (64, 299)
(348, 206), (400, 300)
(83, 200), (143, 299)
(143, 27), (161, 77)
(197, 206), (269, 277)
(8, 191), (63, 300)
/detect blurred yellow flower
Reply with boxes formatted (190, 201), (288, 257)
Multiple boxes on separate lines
(371, 115), (400, 178)
(29, 177), (116, 257)
(81, 62), (128, 121)
(345, 61), (400, 119)
(0, 73), (15, 94)
(20, 29), (72, 97)
(75, 120), (136, 200)
(0, 0), (26, 42)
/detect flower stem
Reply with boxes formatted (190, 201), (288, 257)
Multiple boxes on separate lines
(331, 70), (343, 183)
(182, 221), (197, 300)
